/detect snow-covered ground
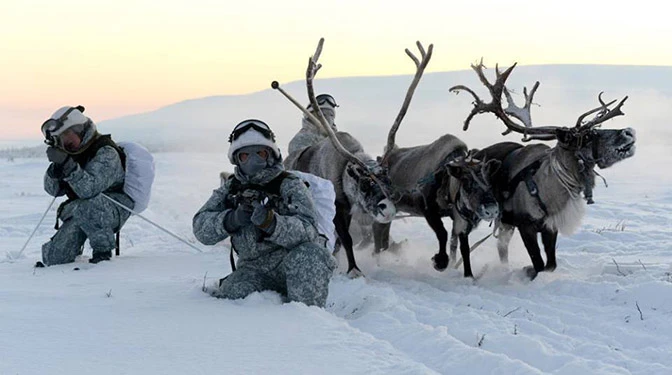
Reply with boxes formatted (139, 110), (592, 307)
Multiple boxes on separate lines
(1, 149), (671, 375)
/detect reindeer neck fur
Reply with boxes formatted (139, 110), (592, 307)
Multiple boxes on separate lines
(536, 145), (591, 235)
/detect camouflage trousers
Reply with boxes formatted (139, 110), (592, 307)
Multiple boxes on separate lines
(213, 242), (337, 307)
(41, 193), (132, 266)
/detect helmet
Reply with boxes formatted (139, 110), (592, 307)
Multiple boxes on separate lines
(307, 93), (338, 112)
(41, 106), (96, 148)
(227, 119), (281, 163)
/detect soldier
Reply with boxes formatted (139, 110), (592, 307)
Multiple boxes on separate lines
(39, 106), (133, 266)
(287, 93), (338, 155)
(193, 119), (336, 307)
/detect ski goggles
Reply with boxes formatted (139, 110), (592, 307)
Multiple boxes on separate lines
(228, 119), (276, 143)
(41, 105), (86, 144)
(307, 94), (338, 110)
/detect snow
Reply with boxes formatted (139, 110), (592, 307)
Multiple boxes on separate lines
(1, 147), (671, 375)
(2, 64), (672, 373)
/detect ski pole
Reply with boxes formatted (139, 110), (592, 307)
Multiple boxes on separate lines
(271, 81), (326, 132)
(101, 194), (204, 253)
(7, 196), (58, 261)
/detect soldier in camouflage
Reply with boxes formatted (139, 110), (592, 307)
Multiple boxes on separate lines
(287, 93), (338, 155)
(193, 119), (336, 307)
(39, 106), (133, 266)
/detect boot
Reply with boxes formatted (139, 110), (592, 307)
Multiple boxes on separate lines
(89, 251), (112, 264)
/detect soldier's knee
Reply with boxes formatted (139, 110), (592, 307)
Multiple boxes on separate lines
(41, 241), (76, 266)
(285, 242), (337, 274)
(284, 243), (335, 308)
(211, 272), (264, 300)
(212, 280), (259, 300)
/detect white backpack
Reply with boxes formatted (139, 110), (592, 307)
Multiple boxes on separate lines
(289, 171), (337, 251)
(117, 142), (155, 213)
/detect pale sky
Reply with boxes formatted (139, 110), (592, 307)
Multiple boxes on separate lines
(1, 0), (670, 139)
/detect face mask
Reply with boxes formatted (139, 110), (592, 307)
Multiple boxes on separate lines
(321, 108), (336, 127)
(236, 145), (271, 176)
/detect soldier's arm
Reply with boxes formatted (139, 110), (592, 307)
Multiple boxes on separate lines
(266, 177), (319, 248)
(43, 164), (67, 197)
(193, 185), (234, 245)
(62, 146), (125, 199)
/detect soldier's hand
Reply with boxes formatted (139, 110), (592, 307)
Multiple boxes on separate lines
(251, 200), (275, 230)
(223, 204), (253, 233)
(46, 146), (68, 165)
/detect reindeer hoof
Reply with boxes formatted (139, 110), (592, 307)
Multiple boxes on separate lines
(347, 267), (365, 279)
(544, 262), (557, 272)
(523, 266), (538, 280)
(432, 253), (449, 271)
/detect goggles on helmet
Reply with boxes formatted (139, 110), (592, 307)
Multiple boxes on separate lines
(307, 94), (338, 110)
(41, 105), (86, 146)
(228, 119), (276, 143)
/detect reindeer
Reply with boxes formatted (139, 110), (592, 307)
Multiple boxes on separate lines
(369, 44), (501, 278)
(450, 62), (636, 279)
(272, 39), (406, 277)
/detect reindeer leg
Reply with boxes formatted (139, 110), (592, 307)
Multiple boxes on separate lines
(497, 223), (515, 265)
(458, 232), (474, 278)
(541, 229), (558, 271)
(334, 203), (360, 277)
(372, 222), (391, 253)
(426, 210), (449, 271)
(518, 226), (545, 279)
(449, 228), (458, 265)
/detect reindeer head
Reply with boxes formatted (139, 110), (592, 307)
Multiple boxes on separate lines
(345, 162), (396, 223)
(450, 62), (636, 171)
(445, 155), (500, 221)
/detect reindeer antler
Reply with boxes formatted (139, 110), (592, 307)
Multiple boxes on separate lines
(449, 61), (559, 142)
(383, 41), (434, 157)
(575, 92), (628, 131)
(450, 61), (629, 141)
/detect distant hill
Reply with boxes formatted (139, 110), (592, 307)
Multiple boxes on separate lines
(15, 65), (672, 156)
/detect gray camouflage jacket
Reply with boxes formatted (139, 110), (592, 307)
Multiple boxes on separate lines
(193, 176), (320, 261)
(44, 146), (126, 201)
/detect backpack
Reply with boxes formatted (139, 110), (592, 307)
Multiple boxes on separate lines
(289, 171), (337, 251)
(222, 170), (336, 250)
(117, 142), (155, 213)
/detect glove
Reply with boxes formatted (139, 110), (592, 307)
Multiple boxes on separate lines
(46, 146), (68, 165)
(251, 201), (276, 232)
(223, 205), (253, 233)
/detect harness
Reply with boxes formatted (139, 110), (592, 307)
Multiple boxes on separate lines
(499, 149), (549, 215)
(226, 171), (294, 206)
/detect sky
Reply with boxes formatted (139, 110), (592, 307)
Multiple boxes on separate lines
(1, 0), (671, 139)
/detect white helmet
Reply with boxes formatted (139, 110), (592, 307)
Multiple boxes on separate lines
(41, 105), (96, 147)
(227, 119), (282, 164)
